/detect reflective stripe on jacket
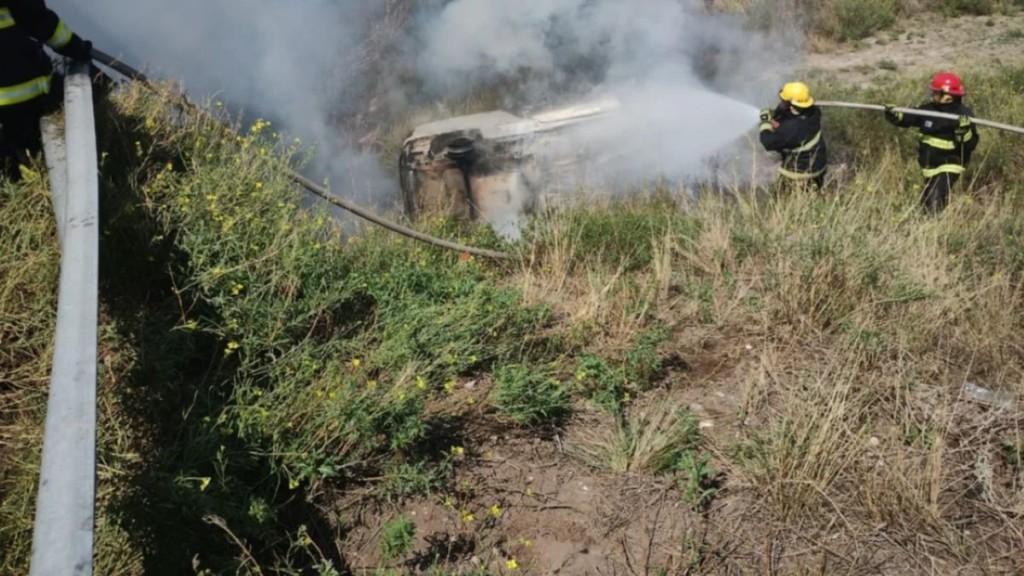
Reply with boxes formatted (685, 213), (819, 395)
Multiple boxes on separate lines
(0, 0), (79, 106)
(759, 105), (828, 180)
(890, 100), (979, 172)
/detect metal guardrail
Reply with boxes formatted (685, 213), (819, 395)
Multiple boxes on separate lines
(29, 61), (100, 576)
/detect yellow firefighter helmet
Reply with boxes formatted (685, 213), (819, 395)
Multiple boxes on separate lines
(779, 82), (814, 108)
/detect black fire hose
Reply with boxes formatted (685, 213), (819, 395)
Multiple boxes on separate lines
(815, 100), (1024, 135)
(89, 48), (512, 260)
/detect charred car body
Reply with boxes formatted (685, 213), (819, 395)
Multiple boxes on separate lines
(398, 98), (621, 235)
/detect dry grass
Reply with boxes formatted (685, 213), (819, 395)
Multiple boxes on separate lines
(0, 170), (60, 572)
(510, 140), (1024, 569)
(566, 399), (702, 475)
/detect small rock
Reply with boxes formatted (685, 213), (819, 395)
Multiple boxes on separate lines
(699, 420), (714, 429)
(744, 344), (753, 351)
(689, 402), (704, 412)
(868, 437), (880, 448)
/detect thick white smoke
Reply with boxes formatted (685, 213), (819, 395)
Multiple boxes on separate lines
(49, 0), (394, 208)
(49, 0), (801, 217)
(416, 0), (800, 189)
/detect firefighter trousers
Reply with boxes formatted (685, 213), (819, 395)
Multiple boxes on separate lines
(920, 172), (959, 214)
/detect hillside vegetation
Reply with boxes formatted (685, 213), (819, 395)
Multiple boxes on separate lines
(3, 4), (1024, 576)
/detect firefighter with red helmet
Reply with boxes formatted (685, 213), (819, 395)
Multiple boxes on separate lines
(885, 72), (978, 213)
(759, 81), (829, 190)
(0, 0), (92, 181)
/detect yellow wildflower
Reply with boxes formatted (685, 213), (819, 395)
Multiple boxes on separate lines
(450, 446), (465, 456)
(506, 558), (518, 570)
(366, 380), (378, 389)
(443, 379), (456, 394)
(460, 510), (475, 523)
(416, 376), (427, 390)
(350, 358), (361, 368)
(489, 504), (503, 518)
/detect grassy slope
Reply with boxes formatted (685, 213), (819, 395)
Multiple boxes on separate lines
(3, 13), (1024, 576)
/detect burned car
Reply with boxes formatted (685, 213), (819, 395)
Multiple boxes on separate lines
(397, 97), (621, 235)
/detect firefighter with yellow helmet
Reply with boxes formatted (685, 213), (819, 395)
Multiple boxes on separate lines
(759, 81), (828, 190)
(0, 0), (92, 181)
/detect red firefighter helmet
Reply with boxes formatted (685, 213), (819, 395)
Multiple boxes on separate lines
(929, 72), (966, 96)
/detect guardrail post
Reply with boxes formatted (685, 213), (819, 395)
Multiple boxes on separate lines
(29, 62), (99, 576)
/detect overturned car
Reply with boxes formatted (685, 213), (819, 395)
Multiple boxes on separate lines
(397, 88), (769, 237)
(398, 97), (622, 234)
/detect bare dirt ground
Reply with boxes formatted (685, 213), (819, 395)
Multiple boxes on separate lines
(333, 13), (1024, 576)
(803, 12), (1024, 86)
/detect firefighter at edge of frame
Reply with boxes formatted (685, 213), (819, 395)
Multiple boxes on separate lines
(759, 81), (828, 192)
(884, 71), (979, 214)
(0, 0), (93, 182)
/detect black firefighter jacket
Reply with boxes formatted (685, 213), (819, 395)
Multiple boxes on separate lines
(0, 0), (88, 107)
(759, 105), (828, 181)
(888, 100), (979, 178)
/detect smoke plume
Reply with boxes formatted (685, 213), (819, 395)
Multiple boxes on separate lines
(50, 0), (801, 213)
(416, 0), (800, 189)
(49, 0), (394, 209)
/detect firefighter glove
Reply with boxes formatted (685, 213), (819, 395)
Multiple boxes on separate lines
(759, 108), (772, 123)
(883, 104), (902, 125)
(954, 115), (972, 139)
(61, 36), (94, 63)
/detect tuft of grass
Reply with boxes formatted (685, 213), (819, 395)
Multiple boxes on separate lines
(489, 363), (572, 427)
(379, 515), (416, 561)
(878, 58), (899, 71)
(568, 401), (703, 475)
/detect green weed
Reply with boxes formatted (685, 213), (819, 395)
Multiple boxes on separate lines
(380, 515), (416, 560)
(489, 363), (572, 427)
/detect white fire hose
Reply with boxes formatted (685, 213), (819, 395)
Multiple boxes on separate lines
(815, 100), (1024, 135)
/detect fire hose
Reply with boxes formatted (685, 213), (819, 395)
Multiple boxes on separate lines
(815, 100), (1024, 135)
(88, 48), (512, 260)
